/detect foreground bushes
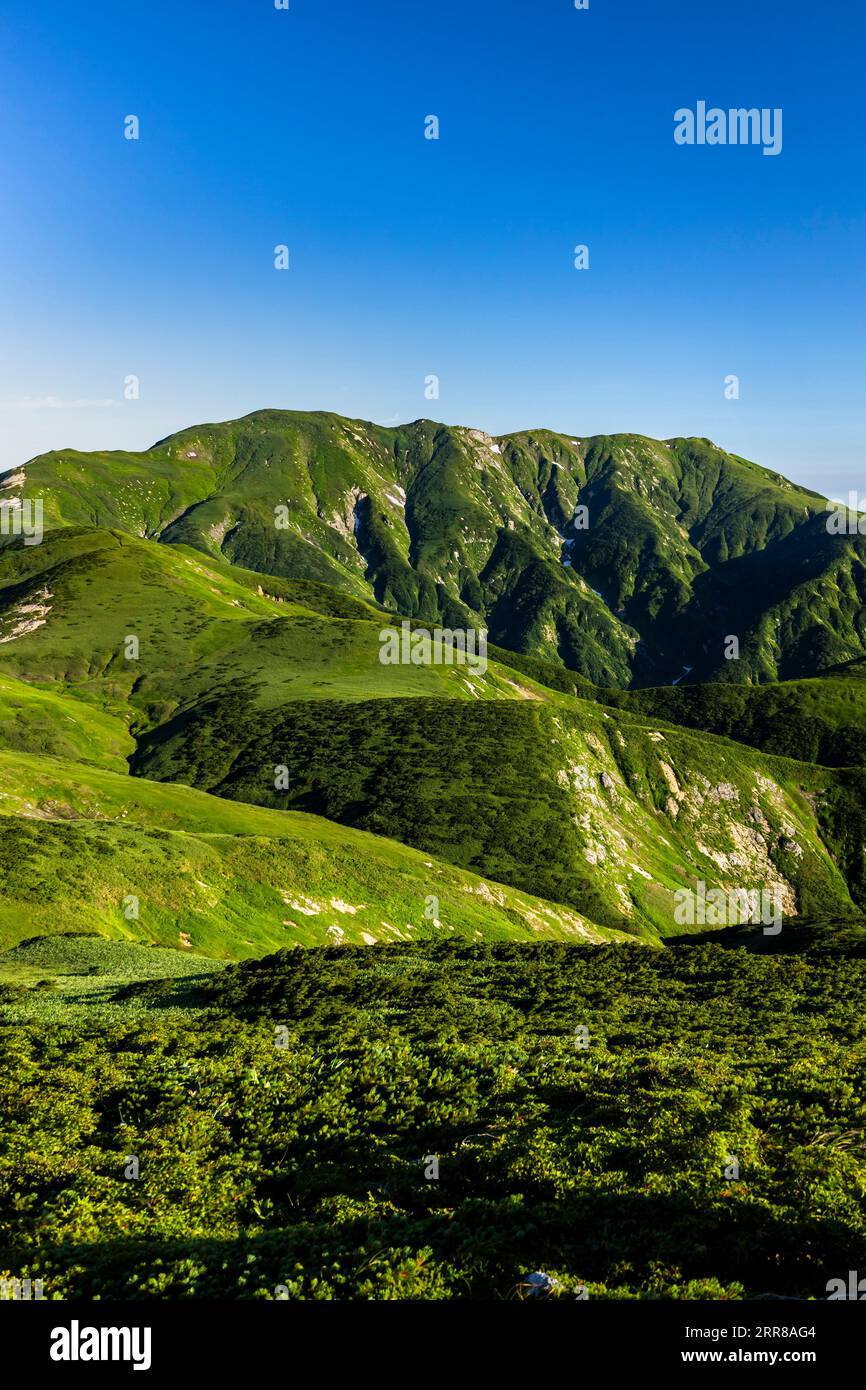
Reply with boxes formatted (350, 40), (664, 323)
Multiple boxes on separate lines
(1, 937), (865, 1299)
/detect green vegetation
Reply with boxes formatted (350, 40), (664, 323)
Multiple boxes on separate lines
(0, 750), (626, 952)
(593, 666), (866, 767)
(6, 409), (861, 684)
(3, 519), (860, 947)
(2, 933), (864, 1299)
(0, 934), (223, 1019)
(2, 409), (866, 1301)
(0, 527), (550, 723)
(131, 691), (858, 937)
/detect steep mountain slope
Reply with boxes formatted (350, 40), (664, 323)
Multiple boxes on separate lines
(2, 411), (866, 956)
(8, 408), (861, 686)
(131, 688), (860, 937)
(0, 520), (861, 942)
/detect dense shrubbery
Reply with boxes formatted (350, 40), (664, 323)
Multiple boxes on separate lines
(597, 681), (866, 768)
(133, 695), (623, 927)
(2, 936), (865, 1300)
(131, 690), (861, 935)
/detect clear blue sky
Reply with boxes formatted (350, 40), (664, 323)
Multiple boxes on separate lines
(1, 0), (864, 495)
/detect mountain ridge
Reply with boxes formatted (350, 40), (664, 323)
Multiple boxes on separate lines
(6, 408), (855, 688)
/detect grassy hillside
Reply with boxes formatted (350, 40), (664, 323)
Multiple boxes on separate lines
(0, 529), (550, 730)
(594, 669), (866, 768)
(0, 519), (860, 943)
(0, 519), (863, 947)
(0, 672), (133, 772)
(0, 749), (627, 953)
(130, 689), (859, 936)
(0, 934), (224, 1020)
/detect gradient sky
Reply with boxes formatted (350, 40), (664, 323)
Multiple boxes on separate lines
(1, 0), (864, 495)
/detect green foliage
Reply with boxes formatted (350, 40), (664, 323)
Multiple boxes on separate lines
(6, 410), (857, 685)
(0, 749), (623, 952)
(597, 678), (866, 768)
(2, 411), (866, 1304)
(132, 689), (858, 935)
(2, 936), (865, 1299)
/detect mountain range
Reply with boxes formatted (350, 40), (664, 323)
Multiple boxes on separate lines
(1, 408), (865, 952)
(9, 408), (866, 686)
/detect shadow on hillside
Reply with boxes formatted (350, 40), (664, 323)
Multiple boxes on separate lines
(4, 1188), (860, 1300)
(663, 919), (866, 954)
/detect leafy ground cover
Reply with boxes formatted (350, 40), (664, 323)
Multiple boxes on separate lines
(1, 932), (864, 1300)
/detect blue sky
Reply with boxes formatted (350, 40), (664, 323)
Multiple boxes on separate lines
(1, 0), (864, 494)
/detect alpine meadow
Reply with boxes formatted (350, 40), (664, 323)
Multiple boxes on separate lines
(2, 0), (865, 1352)
(1, 409), (866, 1306)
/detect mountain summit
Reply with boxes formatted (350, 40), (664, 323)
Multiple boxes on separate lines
(4, 409), (859, 686)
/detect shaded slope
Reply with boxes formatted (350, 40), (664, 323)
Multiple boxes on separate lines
(130, 689), (858, 937)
